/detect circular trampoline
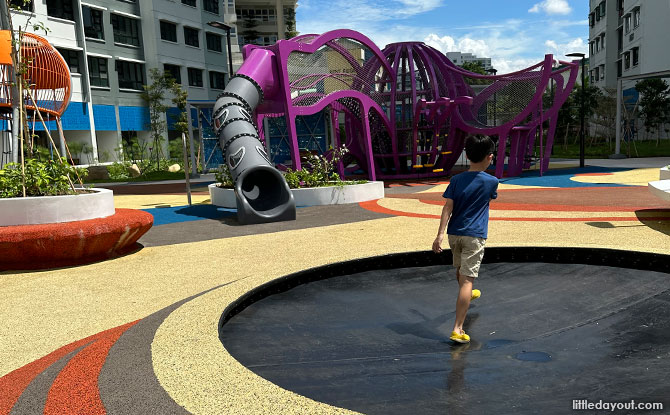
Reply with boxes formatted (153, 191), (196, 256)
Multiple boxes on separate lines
(219, 248), (670, 414)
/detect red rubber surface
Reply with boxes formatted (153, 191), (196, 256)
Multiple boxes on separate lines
(0, 209), (153, 271)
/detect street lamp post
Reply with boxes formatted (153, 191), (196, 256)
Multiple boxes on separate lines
(207, 21), (235, 81)
(567, 52), (586, 168)
(485, 67), (498, 126)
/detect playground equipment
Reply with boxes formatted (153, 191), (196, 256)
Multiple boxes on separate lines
(213, 29), (579, 224)
(1, 31), (72, 167)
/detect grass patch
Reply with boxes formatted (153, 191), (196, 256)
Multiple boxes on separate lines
(86, 170), (189, 184)
(550, 139), (670, 159)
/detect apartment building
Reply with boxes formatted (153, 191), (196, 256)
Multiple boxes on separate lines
(445, 52), (492, 71)
(3, 0), (237, 164)
(588, 0), (670, 89)
(4, 0), (296, 166)
(235, 0), (297, 49)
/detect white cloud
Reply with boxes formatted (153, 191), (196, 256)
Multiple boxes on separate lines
(424, 33), (542, 74)
(528, 0), (572, 15)
(544, 37), (588, 60)
(296, 1), (586, 74)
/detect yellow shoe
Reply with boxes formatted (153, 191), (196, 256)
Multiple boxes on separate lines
(471, 289), (481, 301)
(450, 331), (470, 344)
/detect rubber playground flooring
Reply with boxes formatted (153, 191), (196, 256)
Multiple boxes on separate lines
(1, 162), (669, 414)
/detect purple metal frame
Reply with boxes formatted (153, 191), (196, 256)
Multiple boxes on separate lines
(235, 29), (579, 179)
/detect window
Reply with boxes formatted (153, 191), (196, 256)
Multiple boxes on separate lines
(111, 14), (140, 46)
(595, 38), (600, 53)
(206, 32), (222, 52)
(57, 48), (80, 74)
(590, 70), (594, 83)
(116, 60), (145, 90)
(88, 57), (109, 87)
(633, 7), (640, 28)
(624, 14), (631, 34)
(209, 71), (225, 89)
(184, 27), (199, 47)
(599, 64), (605, 80)
(594, 66), (599, 81)
(589, 13), (595, 27)
(182, 0), (196, 6)
(600, 33), (605, 49)
(9, 0), (33, 12)
(204, 0), (219, 14)
(46, 0), (74, 20)
(599, 1), (606, 17)
(82, 6), (104, 40)
(624, 51), (631, 70)
(164, 64), (181, 84)
(160, 21), (177, 42)
(589, 41), (594, 55)
(188, 68), (203, 87)
(632, 47), (639, 66)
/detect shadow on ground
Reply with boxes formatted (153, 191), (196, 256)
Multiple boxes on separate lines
(635, 209), (670, 236)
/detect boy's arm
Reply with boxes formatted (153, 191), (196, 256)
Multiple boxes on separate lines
(432, 198), (454, 253)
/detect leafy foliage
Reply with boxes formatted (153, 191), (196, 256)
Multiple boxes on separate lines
(283, 146), (367, 189)
(0, 158), (88, 198)
(459, 62), (492, 86)
(214, 165), (234, 188)
(635, 78), (670, 141)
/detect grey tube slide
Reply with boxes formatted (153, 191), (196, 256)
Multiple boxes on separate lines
(212, 74), (296, 224)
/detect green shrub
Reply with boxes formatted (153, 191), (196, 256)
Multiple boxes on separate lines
(0, 158), (88, 198)
(107, 161), (131, 180)
(215, 164), (234, 188)
(283, 146), (367, 189)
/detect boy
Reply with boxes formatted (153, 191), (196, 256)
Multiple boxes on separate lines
(432, 135), (498, 344)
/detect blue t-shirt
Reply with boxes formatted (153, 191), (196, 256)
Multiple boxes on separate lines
(443, 171), (499, 239)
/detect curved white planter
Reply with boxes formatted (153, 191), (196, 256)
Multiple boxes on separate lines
(660, 166), (670, 180)
(0, 188), (115, 226)
(209, 181), (385, 208)
(648, 180), (670, 202)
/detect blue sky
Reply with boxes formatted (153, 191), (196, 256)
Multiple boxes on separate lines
(296, 0), (588, 72)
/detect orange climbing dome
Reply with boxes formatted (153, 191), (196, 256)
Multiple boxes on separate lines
(0, 30), (71, 119)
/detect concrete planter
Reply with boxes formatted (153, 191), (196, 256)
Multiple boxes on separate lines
(649, 180), (670, 202)
(660, 166), (670, 180)
(209, 181), (385, 208)
(0, 188), (115, 227)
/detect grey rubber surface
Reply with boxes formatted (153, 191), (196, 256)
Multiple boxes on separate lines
(220, 262), (670, 415)
(139, 203), (391, 247)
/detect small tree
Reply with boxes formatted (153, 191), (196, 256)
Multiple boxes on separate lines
(459, 61), (491, 86)
(284, 8), (298, 39)
(142, 68), (183, 170)
(635, 78), (670, 145)
(241, 15), (260, 46)
(591, 87), (617, 148)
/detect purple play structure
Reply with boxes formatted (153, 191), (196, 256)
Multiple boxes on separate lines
(213, 29), (579, 223)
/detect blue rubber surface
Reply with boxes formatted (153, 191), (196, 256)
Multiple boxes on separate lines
(142, 205), (236, 226)
(498, 166), (632, 188)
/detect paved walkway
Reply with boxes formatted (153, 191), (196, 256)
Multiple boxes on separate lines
(1, 160), (669, 414)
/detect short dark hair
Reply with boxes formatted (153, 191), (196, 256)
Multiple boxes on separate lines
(465, 135), (495, 163)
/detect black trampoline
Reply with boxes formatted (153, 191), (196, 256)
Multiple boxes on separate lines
(219, 248), (670, 414)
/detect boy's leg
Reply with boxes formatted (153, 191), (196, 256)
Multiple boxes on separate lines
(453, 276), (475, 334)
(451, 237), (485, 335)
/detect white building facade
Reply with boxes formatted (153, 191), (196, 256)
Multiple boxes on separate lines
(445, 52), (492, 71)
(3, 0), (296, 166)
(589, 0), (670, 88)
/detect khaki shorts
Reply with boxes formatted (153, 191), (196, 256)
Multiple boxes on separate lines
(448, 235), (486, 278)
